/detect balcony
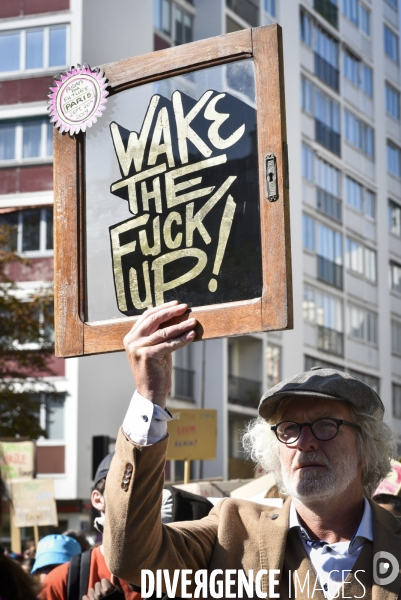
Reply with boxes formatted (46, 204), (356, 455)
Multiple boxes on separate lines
(173, 367), (195, 401)
(317, 326), (344, 356)
(315, 119), (341, 156)
(228, 374), (261, 409)
(317, 255), (343, 289)
(317, 188), (342, 222)
(314, 0), (338, 28)
(314, 54), (339, 92)
(226, 0), (259, 26)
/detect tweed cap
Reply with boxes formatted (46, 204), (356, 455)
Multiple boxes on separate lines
(258, 367), (384, 421)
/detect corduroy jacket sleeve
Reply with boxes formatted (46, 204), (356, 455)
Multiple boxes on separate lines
(103, 428), (219, 587)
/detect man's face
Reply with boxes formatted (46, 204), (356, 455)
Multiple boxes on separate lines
(277, 397), (364, 501)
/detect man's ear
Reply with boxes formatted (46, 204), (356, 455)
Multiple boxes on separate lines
(91, 488), (106, 514)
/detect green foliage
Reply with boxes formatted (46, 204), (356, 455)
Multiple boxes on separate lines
(0, 224), (55, 439)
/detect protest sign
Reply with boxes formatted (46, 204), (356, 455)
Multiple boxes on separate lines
(53, 25), (292, 357)
(0, 441), (35, 480)
(10, 479), (58, 528)
(167, 408), (217, 461)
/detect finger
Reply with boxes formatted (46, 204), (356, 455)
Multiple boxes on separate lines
(146, 317), (196, 346)
(137, 329), (196, 359)
(100, 578), (115, 593)
(110, 575), (123, 592)
(130, 300), (180, 330)
(125, 303), (190, 342)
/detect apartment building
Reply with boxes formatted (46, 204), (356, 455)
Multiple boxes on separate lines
(0, 0), (400, 533)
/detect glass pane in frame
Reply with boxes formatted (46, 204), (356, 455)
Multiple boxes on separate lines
(85, 59), (262, 321)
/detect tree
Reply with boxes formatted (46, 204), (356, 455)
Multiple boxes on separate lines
(0, 224), (55, 438)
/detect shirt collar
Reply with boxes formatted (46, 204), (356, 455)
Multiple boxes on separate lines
(289, 498), (373, 550)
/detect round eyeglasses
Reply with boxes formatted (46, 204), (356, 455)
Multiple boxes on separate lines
(271, 418), (362, 444)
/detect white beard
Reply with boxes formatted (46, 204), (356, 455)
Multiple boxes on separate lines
(281, 450), (359, 500)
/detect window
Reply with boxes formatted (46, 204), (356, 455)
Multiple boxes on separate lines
(364, 189), (375, 218)
(345, 237), (376, 282)
(348, 305), (377, 344)
(305, 355), (341, 370)
(349, 369), (379, 393)
(359, 4), (370, 35)
(393, 384), (401, 419)
(392, 320), (401, 355)
(154, 0), (193, 45)
(345, 176), (362, 211)
(387, 141), (401, 177)
(343, 48), (359, 86)
(314, 24), (339, 91)
(0, 207), (53, 256)
(386, 83), (400, 120)
(361, 64), (373, 97)
(303, 285), (344, 355)
(173, 345), (194, 400)
(314, 87), (341, 155)
(390, 261), (401, 293)
(0, 26), (67, 74)
(344, 110), (374, 158)
(33, 393), (65, 440)
(389, 199), (401, 235)
(384, 26), (399, 62)
(264, 0), (275, 17)
(303, 214), (315, 251)
(342, 0), (359, 25)
(302, 143), (314, 181)
(316, 156), (342, 221)
(0, 118), (52, 163)
(300, 10), (312, 46)
(317, 222), (343, 288)
(386, 0), (398, 9)
(301, 77), (313, 114)
(266, 343), (281, 389)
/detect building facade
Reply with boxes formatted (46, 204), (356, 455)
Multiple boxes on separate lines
(0, 0), (400, 534)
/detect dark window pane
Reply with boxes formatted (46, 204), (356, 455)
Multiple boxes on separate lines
(22, 209), (41, 251)
(26, 29), (44, 69)
(0, 32), (20, 72)
(45, 207), (53, 250)
(49, 26), (66, 67)
(0, 212), (18, 250)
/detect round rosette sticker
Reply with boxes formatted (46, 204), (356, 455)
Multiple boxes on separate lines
(48, 64), (108, 136)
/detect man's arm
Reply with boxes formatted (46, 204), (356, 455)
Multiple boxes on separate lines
(103, 302), (218, 585)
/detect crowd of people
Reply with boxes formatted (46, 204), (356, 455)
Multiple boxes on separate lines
(2, 301), (401, 599)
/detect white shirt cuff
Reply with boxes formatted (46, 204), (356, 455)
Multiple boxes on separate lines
(122, 390), (172, 445)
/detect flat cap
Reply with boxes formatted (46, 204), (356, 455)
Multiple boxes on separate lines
(93, 452), (115, 488)
(258, 367), (384, 421)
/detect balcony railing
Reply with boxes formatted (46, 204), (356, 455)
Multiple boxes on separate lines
(226, 0), (259, 26)
(173, 367), (195, 401)
(317, 325), (344, 356)
(315, 119), (341, 156)
(317, 188), (342, 222)
(314, 54), (339, 91)
(314, 0), (339, 28)
(228, 374), (261, 408)
(317, 255), (343, 289)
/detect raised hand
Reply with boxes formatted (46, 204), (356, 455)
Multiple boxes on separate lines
(123, 301), (196, 407)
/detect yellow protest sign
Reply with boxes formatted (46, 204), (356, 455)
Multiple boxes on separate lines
(10, 479), (58, 528)
(167, 409), (217, 461)
(0, 441), (35, 480)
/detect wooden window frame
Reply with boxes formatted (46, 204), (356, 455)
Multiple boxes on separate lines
(54, 24), (292, 357)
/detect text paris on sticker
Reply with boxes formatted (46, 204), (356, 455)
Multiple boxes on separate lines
(109, 89), (262, 316)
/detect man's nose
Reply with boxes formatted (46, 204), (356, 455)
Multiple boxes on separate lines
(296, 424), (319, 450)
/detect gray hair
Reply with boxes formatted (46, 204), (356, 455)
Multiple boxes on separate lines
(242, 399), (395, 498)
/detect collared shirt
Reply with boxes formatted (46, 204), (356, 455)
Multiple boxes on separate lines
(289, 499), (373, 599)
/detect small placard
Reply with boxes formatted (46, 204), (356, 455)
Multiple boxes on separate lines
(11, 479), (58, 528)
(48, 65), (108, 135)
(167, 408), (217, 461)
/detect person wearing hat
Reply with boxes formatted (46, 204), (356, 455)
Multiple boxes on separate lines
(103, 301), (400, 600)
(40, 453), (142, 600)
(32, 534), (81, 583)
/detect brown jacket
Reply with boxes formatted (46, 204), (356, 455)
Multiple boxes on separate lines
(104, 429), (401, 599)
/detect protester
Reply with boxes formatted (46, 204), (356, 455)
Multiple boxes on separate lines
(103, 301), (399, 600)
(31, 534), (81, 583)
(0, 455), (39, 600)
(373, 492), (401, 517)
(40, 452), (142, 599)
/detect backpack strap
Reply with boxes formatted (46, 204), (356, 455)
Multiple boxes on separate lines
(67, 548), (93, 600)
